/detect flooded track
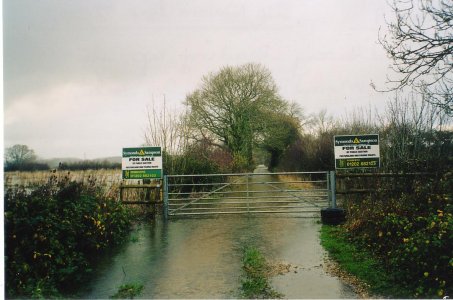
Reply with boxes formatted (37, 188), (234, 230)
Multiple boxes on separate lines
(79, 218), (356, 298)
(78, 166), (356, 298)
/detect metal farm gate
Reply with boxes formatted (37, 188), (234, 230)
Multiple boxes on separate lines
(163, 170), (335, 217)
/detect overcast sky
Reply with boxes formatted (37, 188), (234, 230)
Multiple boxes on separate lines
(4, 0), (395, 159)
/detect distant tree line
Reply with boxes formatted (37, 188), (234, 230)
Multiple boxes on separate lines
(57, 160), (120, 171)
(4, 145), (120, 171)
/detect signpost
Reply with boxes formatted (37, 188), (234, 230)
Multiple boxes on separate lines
(334, 134), (380, 169)
(122, 146), (162, 179)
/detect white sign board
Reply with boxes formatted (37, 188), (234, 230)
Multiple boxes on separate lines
(334, 134), (380, 169)
(122, 147), (162, 179)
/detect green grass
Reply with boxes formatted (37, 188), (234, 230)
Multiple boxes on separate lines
(129, 230), (140, 243)
(320, 225), (411, 298)
(241, 246), (282, 299)
(110, 283), (144, 299)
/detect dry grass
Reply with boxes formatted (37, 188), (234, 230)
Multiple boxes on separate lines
(5, 169), (122, 186)
(4, 170), (159, 200)
(277, 174), (316, 189)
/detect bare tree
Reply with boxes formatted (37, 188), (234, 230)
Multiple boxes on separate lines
(377, 0), (453, 114)
(5, 144), (37, 167)
(378, 91), (452, 171)
(144, 97), (190, 155)
(340, 106), (379, 134)
(306, 109), (338, 136)
(143, 97), (194, 174)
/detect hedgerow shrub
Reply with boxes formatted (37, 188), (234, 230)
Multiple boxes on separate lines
(4, 175), (132, 298)
(5, 161), (50, 171)
(343, 172), (452, 298)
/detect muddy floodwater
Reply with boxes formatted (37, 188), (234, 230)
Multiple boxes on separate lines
(78, 214), (356, 299)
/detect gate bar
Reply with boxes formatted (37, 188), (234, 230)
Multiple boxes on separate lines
(163, 175), (169, 219)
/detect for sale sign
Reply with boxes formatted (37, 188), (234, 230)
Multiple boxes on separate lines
(334, 134), (380, 169)
(122, 147), (162, 179)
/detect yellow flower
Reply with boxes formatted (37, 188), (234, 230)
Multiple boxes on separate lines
(424, 272), (429, 277)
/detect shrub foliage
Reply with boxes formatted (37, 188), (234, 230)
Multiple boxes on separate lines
(4, 175), (132, 298)
(343, 173), (452, 298)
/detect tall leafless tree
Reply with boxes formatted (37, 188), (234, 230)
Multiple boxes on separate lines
(144, 97), (190, 155)
(377, 0), (453, 114)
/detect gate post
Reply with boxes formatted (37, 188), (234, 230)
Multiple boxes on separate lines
(329, 171), (337, 208)
(163, 175), (169, 219)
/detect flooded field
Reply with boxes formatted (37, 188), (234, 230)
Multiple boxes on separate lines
(77, 216), (356, 299)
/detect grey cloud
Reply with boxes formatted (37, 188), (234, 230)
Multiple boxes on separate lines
(4, 0), (394, 158)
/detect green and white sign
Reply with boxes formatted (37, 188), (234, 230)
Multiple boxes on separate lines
(122, 147), (162, 179)
(334, 134), (380, 169)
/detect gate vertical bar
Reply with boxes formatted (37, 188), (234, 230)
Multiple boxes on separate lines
(163, 175), (169, 219)
(329, 171), (337, 208)
(246, 173), (250, 214)
(326, 172), (330, 206)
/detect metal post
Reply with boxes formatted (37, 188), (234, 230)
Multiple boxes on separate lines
(329, 171), (337, 208)
(246, 174), (250, 214)
(163, 175), (169, 220)
(326, 172), (330, 205)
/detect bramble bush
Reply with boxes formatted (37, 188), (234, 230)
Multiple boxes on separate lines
(343, 172), (452, 298)
(4, 175), (132, 298)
